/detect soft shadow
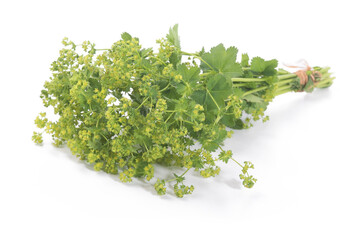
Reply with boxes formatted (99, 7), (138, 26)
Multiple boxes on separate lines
(270, 88), (332, 120)
(224, 178), (243, 190)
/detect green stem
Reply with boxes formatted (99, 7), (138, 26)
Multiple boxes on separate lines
(96, 117), (100, 128)
(143, 142), (149, 151)
(217, 145), (245, 168)
(316, 77), (335, 88)
(243, 86), (268, 97)
(165, 112), (175, 123)
(232, 75), (298, 96)
(275, 79), (293, 85)
(232, 77), (269, 83)
(150, 56), (167, 66)
(278, 73), (297, 80)
(274, 88), (293, 96)
(181, 51), (215, 71)
(200, 72), (214, 77)
(100, 133), (109, 142)
(206, 88), (221, 110)
(276, 85), (292, 92)
(182, 120), (194, 125)
(159, 82), (171, 92)
(231, 67), (333, 100)
(231, 157), (244, 168)
(166, 167), (191, 183)
(319, 67), (331, 74)
(232, 83), (249, 87)
(136, 97), (149, 110)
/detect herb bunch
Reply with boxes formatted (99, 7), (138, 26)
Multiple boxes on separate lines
(33, 25), (334, 197)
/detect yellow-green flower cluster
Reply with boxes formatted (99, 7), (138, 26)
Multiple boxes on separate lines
(200, 166), (221, 178)
(174, 183), (194, 198)
(33, 26), (261, 197)
(32, 131), (43, 144)
(154, 179), (166, 195)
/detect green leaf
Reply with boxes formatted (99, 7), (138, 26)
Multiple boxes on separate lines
(177, 64), (200, 83)
(200, 44), (243, 79)
(140, 48), (153, 58)
(206, 74), (233, 109)
(166, 24), (181, 66)
(191, 89), (206, 105)
(241, 53), (250, 67)
(262, 59), (278, 76)
(251, 57), (278, 76)
(242, 101), (269, 116)
(199, 128), (228, 152)
(250, 57), (266, 72)
(221, 114), (245, 129)
(191, 74), (232, 112)
(174, 98), (194, 113)
(233, 88), (245, 98)
(166, 24), (180, 49)
(175, 64), (200, 96)
(243, 94), (263, 103)
(169, 52), (181, 67)
(162, 86), (181, 100)
(198, 47), (205, 57)
(121, 32), (132, 41)
(234, 89), (263, 102)
(134, 131), (152, 148)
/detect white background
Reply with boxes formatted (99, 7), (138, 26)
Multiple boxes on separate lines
(1, 0), (359, 239)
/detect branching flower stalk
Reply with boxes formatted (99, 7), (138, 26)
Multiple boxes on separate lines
(32, 25), (334, 197)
